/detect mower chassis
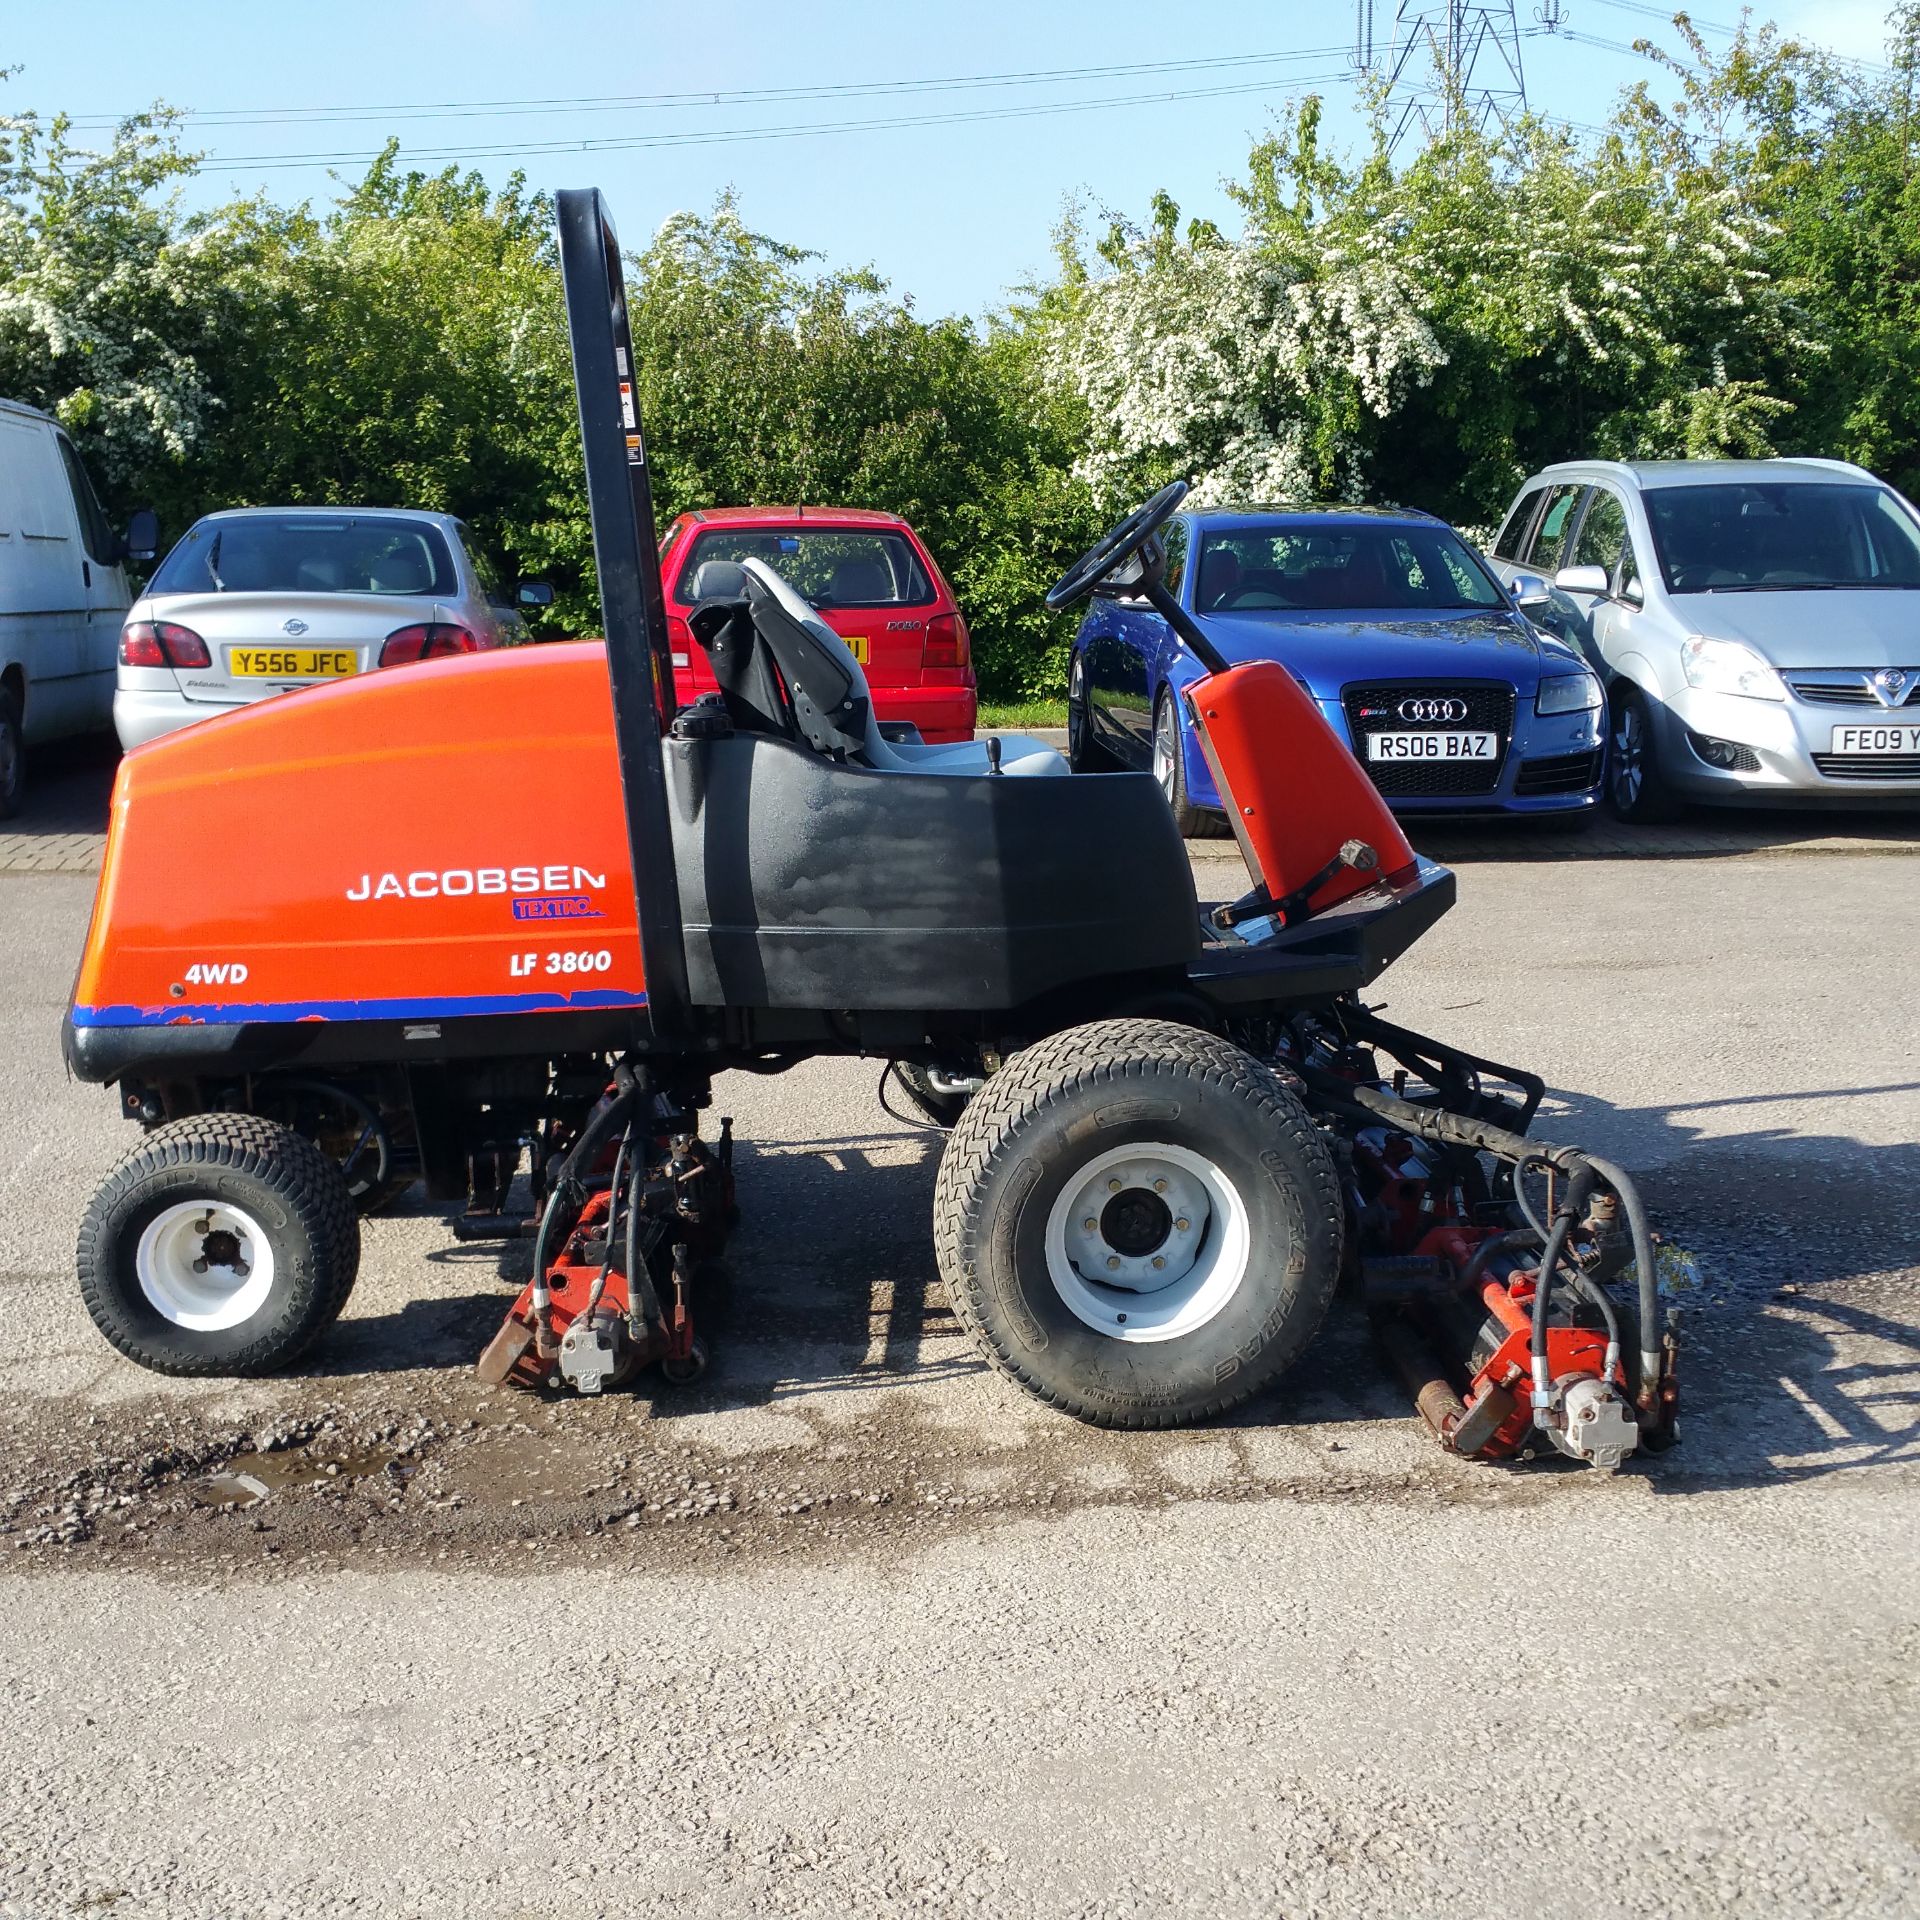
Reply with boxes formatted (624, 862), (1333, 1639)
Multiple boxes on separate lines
(62, 187), (1677, 1465)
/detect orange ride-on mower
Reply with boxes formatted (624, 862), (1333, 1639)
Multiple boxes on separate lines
(64, 190), (1677, 1466)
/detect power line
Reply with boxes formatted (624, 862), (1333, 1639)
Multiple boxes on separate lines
(196, 71), (1359, 175)
(1577, 0), (1893, 75)
(67, 44), (1365, 132)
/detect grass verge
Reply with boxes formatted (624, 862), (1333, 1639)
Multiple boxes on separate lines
(976, 698), (1068, 729)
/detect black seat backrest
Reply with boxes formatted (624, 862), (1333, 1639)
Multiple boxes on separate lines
(687, 560), (795, 741)
(738, 560), (871, 757)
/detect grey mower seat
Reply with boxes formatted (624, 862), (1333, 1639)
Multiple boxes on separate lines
(733, 558), (1068, 777)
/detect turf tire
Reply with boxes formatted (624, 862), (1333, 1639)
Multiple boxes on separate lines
(932, 1019), (1342, 1428)
(77, 1114), (362, 1376)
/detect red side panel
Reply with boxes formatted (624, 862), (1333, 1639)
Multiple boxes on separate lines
(1189, 661), (1417, 915)
(71, 644), (646, 1030)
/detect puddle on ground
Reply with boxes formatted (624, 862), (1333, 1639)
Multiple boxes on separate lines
(189, 1471), (269, 1511)
(189, 1444), (409, 1509)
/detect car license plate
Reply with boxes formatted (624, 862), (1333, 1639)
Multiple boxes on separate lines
(1831, 721), (1920, 753)
(229, 648), (358, 679)
(1366, 729), (1497, 762)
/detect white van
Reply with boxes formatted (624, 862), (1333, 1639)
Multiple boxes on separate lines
(0, 400), (138, 818)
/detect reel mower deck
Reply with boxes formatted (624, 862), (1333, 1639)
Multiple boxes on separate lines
(61, 189), (1678, 1468)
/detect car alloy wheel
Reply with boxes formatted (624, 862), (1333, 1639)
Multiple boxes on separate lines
(1609, 699), (1644, 811)
(1152, 698), (1177, 801)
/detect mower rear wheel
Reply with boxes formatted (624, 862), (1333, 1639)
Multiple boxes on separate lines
(933, 1020), (1341, 1428)
(77, 1114), (361, 1376)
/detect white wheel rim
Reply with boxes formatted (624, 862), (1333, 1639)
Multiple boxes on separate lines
(135, 1200), (276, 1331)
(1043, 1141), (1251, 1343)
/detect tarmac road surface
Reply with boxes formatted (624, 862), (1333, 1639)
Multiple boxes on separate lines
(0, 848), (1916, 1918)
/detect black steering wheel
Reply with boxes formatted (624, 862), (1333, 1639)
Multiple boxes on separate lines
(1044, 479), (1190, 611)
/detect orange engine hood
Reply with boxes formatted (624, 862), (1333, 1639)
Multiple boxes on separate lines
(71, 643), (648, 1032)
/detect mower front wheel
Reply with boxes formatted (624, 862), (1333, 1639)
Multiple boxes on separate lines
(77, 1114), (361, 1376)
(933, 1020), (1342, 1428)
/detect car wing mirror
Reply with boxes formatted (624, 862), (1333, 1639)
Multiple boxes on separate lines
(1553, 564), (1611, 598)
(124, 507), (159, 566)
(517, 579), (555, 609)
(1508, 569), (1550, 608)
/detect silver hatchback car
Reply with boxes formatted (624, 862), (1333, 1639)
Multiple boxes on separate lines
(1490, 459), (1920, 819)
(115, 507), (551, 749)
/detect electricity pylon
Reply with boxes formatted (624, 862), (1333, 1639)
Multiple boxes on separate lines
(1352, 0), (1549, 151)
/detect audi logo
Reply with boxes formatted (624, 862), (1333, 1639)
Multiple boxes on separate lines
(1397, 697), (1469, 724)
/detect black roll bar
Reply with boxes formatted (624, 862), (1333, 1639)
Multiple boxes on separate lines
(555, 187), (691, 1041)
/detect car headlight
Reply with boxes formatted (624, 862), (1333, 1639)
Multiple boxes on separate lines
(1680, 635), (1785, 702)
(1536, 671), (1602, 715)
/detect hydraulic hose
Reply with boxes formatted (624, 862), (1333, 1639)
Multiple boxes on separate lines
(1347, 1083), (1585, 1171)
(576, 1129), (630, 1323)
(1528, 1169), (1592, 1420)
(1580, 1153), (1664, 1414)
(1460, 1227), (1539, 1290)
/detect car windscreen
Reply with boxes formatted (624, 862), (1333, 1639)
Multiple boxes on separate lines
(1642, 482), (1920, 593)
(675, 527), (934, 608)
(148, 516), (458, 597)
(1193, 524), (1506, 614)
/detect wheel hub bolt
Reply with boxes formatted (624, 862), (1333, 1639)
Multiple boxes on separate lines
(1151, 1256), (1166, 1270)
(1175, 1218), (1191, 1232)
(1106, 1256), (1121, 1270)
(1107, 1179), (1122, 1193)
(1152, 1179), (1167, 1193)
(1083, 1218), (1097, 1232)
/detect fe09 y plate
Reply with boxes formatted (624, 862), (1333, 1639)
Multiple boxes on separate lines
(1832, 721), (1920, 754)
(1366, 729), (1497, 762)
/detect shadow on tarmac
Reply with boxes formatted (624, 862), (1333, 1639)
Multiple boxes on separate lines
(290, 1091), (1920, 1489)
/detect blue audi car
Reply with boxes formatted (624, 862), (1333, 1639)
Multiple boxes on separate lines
(1066, 505), (1606, 833)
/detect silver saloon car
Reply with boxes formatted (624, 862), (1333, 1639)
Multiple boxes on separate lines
(114, 507), (550, 749)
(1490, 459), (1920, 820)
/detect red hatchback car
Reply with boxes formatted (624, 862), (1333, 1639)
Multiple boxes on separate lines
(658, 506), (977, 742)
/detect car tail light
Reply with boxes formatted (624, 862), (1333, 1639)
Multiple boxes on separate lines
(380, 623), (478, 667)
(923, 612), (968, 669)
(666, 612), (694, 671)
(120, 621), (211, 670)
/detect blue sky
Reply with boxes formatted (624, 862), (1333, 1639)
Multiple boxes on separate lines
(4, 0), (1895, 319)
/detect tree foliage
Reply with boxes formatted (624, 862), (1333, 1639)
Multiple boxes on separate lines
(7, 9), (1920, 696)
